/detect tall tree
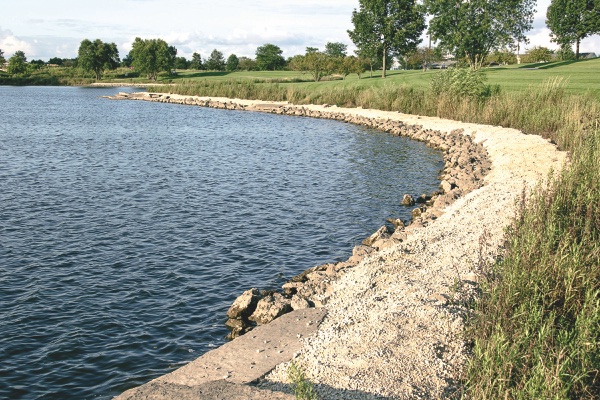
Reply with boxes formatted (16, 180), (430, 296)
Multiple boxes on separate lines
(189, 52), (203, 70)
(7, 50), (28, 75)
(205, 49), (225, 71)
(130, 38), (176, 80)
(0, 49), (5, 67)
(78, 39), (120, 80)
(255, 43), (285, 71)
(426, 0), (536, 68)
(226, 54), (239, 71)
(547, 0), (600, 59)
(348, 0), (425, 78)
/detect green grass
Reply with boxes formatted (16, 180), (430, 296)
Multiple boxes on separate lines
(155, 58), (600, 97)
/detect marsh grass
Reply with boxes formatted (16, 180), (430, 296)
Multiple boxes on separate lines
(466, 131), (600, 399)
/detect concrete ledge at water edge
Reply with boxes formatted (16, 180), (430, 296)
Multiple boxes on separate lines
(114, 308), (326, 399)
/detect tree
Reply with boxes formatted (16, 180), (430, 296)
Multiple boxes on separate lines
(48, 57), (64, 66)
(226, 54), (239, 71)
(78, 39), (120, 80)
(174, 56), (189, 69)
(255, 43), (285, 71)
(526, 46), (554, 62)
(348, 0), (425, 78)
(189, 52), (203, 70)
(402, 46), (441, 70)
(337, 56), (363, 79)
(7, 50), (28, 75)
(130, 38), (176, 80)
(324, 42), (348, 58)
(426, 0), (536, 68)
(238, 56), (257, 71)
(292, 50), (333, 82)
(0, 49), (5, 67)
(205, 49), (225, 71)
(547, 0), (600, 59)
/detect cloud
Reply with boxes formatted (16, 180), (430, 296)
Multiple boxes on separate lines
(0, 27), (34, 56)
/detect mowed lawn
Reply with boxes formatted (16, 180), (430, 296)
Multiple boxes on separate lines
(164, 57), (600, 97)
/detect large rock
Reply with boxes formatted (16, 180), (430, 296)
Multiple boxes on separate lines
(362, 226), (391, 247)
(401, 194), (415, 206)
(226, 288), (260, 320)
(249, 293), (292, 325)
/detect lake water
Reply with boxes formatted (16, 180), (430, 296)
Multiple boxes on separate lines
(0, 86), (443, 399)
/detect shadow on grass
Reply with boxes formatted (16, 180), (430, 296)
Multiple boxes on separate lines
(171, 71), (233, 79)
(518, 58), (597, 70)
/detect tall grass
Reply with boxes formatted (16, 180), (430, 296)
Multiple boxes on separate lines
(466, 131), (600, 399)
(158, 75), (599, 398)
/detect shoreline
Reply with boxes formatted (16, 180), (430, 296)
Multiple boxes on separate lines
(111, 92), (567, 399)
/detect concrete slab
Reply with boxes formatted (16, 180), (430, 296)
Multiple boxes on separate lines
(115, 308), (326, 399)
(116, 380), (295, 400)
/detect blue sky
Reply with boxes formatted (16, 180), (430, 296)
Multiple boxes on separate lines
(1, 0), (599, 61)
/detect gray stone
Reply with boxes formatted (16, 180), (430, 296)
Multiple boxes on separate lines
(249, 293), (292, 325)
(401, 194), (415, 206)
(440, 180), (452, 193)
(290, 295), (311, 310)
(227, 288), (260, 320)
(362, 226), (391, 247)
(386, 218), (405, 230)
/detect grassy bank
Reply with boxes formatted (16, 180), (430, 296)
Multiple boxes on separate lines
(154, 61), (600, 398)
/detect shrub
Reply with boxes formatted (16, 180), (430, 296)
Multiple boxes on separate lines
(430, 67), (498, 99)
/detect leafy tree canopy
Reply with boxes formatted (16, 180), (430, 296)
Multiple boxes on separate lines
(526, 46), (554, 62)
(547, 0), (600, 59)
(238, 56), (257, 71)
(425, 0), (536, 68)
(7, 50), (28, 75)
(205, 49), (225, 71)
(78, 39), (120, 80)
(348, 0), (425, 78)
(293, 50), (331, 81)
(130, 37), (176, 80)
(174, 56), (189, 70)
(226, 54), (239, 71)
(324, 42), (348, 58)
(0, 49), (5, 66)
(255, 43), (285, 71)
(189, 52), (203, 70)
(48, 57), (64, 66)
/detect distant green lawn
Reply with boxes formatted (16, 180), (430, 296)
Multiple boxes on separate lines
(156, 58), (600, 97)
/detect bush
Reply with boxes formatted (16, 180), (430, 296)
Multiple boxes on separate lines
(430, 67), (498, 99)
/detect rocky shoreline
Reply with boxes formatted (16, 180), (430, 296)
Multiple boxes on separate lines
(107, 91), (491, 339)
(109, 92), (566, 399)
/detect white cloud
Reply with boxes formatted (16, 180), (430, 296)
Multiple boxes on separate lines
(0, 27), (34, 56)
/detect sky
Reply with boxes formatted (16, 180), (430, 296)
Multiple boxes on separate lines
(1, 0), (599, 61)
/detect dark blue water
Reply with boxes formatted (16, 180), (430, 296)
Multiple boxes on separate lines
(0, 86), (443, 399)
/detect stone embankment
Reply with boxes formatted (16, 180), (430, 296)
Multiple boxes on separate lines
(109, 91), (567, 399)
